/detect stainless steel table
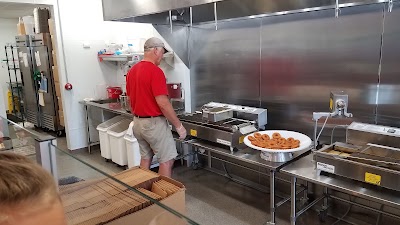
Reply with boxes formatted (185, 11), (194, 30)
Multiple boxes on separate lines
(188, 139), (311, 225)
(81, 101), (133, 117)
(280, 154), (400, 225)
(79, 101), (132, 153)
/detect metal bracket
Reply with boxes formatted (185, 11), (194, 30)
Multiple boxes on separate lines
(389, 0), (394, 13)
(169, 10), (173, 33)
(214, 2), (218, 30)
(190, 7), (193, 27)
(313, 112), (334, 121)
(335, 0), (340, 18)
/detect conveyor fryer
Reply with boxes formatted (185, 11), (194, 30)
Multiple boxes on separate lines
(315, 122), (400, 191)
(177, 102), (267, 152)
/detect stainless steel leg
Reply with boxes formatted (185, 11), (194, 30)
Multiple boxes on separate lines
(303, 181), (308, 199)
(267, 170), (276, 225)
(179, 141), (184, 166)
(208, 149), (212, 168)
(85, 105), (91, 154)
(300, 181), (309, 205)
(323, 186), (328, 209)
(291, 176), (297, 225)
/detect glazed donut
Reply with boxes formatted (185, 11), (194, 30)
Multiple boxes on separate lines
(278, 137), (286, 144)
(248, 136), (256, 141)
(254, 132), (262, 138)
(261, 134), (270, 141)
(260, 142), (269, 148)
(269, 142), (279, 149)
(251, 140), (260, 147)
(272, 132), (281, 139)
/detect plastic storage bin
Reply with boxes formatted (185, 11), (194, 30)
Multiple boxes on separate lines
(124, 131), (140, 168)
(97, 115), (129, 160)
(107, 119), (132, 166)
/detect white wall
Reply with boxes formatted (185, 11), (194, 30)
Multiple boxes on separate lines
(54, 0), (155, 150)
(0, 18), (18, 118)
(0, 0), (191, 150)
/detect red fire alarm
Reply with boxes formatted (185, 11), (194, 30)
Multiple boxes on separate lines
(65, 83), (73, 90)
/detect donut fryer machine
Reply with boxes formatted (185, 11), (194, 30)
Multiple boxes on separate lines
(176, 102), (267, 152)
(315, 122), (400, 191)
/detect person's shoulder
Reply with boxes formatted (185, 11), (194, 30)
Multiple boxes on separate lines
(144, 62), (164, 76)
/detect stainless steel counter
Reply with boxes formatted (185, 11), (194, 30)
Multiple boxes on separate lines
(280, 154), (400, 225)
(187, 139), (311, 225)
(189, 139), (310, 171)
(80, 101), (133, 117)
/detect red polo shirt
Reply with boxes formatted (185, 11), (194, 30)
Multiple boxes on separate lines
(126, 61), (168, 117)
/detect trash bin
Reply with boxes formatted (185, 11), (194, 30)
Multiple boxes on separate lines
(124, 128), (140, 168)
(96, 115), (129, 160)
(107, 119), (132, 166)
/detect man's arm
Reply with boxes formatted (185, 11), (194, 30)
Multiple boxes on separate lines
(155, 95), (181, 128)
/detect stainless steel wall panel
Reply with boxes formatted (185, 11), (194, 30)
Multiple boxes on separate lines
(189, 19), (261, 110)
(154, 25), (190, 67)
(260, 5), (384, 140)
(377, 2), (400, 127)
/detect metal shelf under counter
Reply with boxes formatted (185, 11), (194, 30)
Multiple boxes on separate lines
(280, 154), (400, 225)
(184, 138), (312, 225)
(80, 100), (133, 154)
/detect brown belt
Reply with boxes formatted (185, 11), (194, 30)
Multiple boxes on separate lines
(134, 115), (163, 118)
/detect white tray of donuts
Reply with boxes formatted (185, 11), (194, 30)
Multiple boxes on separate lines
(244, 130), (312, 153)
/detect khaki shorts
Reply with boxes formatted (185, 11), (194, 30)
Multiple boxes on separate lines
(133, 116), (177, 163)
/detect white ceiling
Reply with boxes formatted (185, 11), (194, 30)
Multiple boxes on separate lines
(0, 2), (49, 19)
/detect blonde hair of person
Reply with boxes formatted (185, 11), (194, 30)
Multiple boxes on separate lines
(0, 152), (66, 225)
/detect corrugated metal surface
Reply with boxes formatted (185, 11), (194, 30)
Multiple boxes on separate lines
(260, 4), (383, 139)
(377, 2), (400, 127)
(189, 3), (387, 143)
(189, 19), (261, 109)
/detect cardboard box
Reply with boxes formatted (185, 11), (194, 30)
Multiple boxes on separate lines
(52, 50), (57, 67)
(59, 114), (65, 127)
(54, 81), (61, 97)
(108, 175), (186, 225)
(17, 22), (26, 35)
(60, 168), (187, 225)
(58, 110), (64, 119)
(51, 34), (56, 49)
(57, 97), (63, 111)
(48, 19), (55, 35)
(52, 66), (59, 82)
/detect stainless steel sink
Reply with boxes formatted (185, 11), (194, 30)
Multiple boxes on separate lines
(91, 99), (118, 104)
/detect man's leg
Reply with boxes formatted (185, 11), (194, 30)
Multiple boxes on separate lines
(140, 158), (152, 170)
(158, 159), (175, 177)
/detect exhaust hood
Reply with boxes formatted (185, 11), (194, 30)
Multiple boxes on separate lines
(102, 0), (391, 68)
(102, 0), (387, 25)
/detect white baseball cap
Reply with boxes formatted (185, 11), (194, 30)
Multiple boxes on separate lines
(144, 37), (169, 53)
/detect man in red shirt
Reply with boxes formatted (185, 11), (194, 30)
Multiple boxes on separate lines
(126, 37), (186, 177)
